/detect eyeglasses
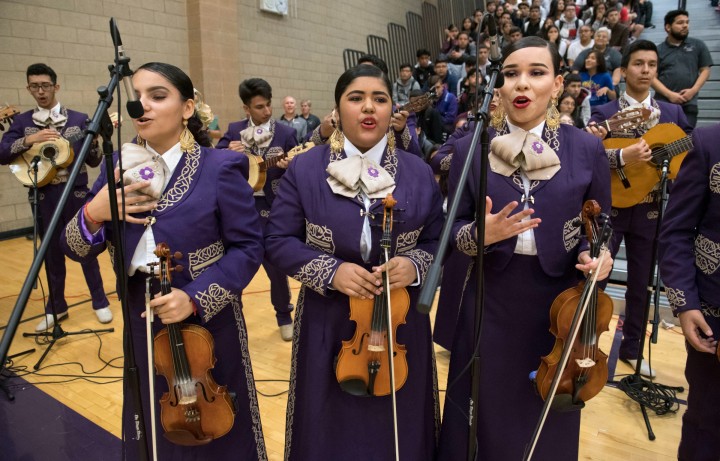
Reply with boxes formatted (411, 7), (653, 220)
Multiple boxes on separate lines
(27, 83), (55, 92)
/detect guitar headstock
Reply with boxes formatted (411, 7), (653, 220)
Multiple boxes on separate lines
(607, 106), (652, 132)
(0, 105), (19, 132)
(398, 88), (438, 114)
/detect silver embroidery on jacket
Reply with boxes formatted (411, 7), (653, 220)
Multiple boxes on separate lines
(710, 162), (720, 194)
(562, 213), (582, 252)
(155, 142), (200, 212)
(66, 214), (91, 257)
(396, 227), (423, 253)
(195, 283), (237, 323)
(401, 248), (433, 282)
(232, 300), (268, 460)
(665, 287), (687, 312)
(188, 240), (225, 279)
(294, 254), (338, 295)
(694, 234), (720, 275)
(305, 220), (335, 254)
(456, 223), (478, 256)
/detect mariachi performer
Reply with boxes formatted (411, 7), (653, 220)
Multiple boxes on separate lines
(216, 78), (298, 341)
(265, 64), (443, 460)
(437, 36), (613, 460)
(588, 40), (692, 377)
(658, 122), (720, 461)
(60, 62), (266, 460)
(0, 63), (111, 331)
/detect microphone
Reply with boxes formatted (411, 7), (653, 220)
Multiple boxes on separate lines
(482, 14), (504, 88)
(30, 155), (41, 170)
(484, 14), (502, 63)
(109, 18), (144, 119)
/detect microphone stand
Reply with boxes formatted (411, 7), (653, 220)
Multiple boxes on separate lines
(105, 18), (150, 461)
(416, 14), (503, 461)
(22, 151), (113, 371)
(31, 157), (40, 290)
(617, 158), (683, 440)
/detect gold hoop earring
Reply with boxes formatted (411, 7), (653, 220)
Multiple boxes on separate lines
(546, 98), (560, 130)
(329, 126), (344, 154)
(490, 104), (506, 130)
(386, 127), (396, 153)
(180, 119), (195, 152)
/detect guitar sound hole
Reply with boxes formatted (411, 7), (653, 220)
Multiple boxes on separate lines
(40, 144), (58, 160)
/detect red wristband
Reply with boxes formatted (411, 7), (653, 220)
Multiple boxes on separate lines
(83, 203), (101, 225)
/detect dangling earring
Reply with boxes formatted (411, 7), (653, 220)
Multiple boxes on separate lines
(546, 97), (561, 130)
(179, 119), (195, 152)
(136, 133), (146, 148)
(329, 122), (344, 155)
(490, 103), (506, 130)
(386, 126), (396, 153)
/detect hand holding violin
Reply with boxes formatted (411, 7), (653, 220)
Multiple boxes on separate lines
(144, 288), (195, 324)
(332, 262), (382, 300)
(373, 256), (416, 290)
(576, 248), (613, 280)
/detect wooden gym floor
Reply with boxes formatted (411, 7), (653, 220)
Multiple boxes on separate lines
(0, 236), (688, 460)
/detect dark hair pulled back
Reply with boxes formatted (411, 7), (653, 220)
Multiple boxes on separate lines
(136, 62), (212, 148)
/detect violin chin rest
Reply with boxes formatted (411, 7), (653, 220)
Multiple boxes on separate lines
(339, 378), (370, 397)
(550, 394), (585, 413)
(164, 430), (213, 446)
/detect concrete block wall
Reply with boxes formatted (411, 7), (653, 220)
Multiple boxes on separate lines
(0, 0), (433, 233)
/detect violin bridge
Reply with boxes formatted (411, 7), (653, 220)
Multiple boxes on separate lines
(367, 345), (385, 352)
(574, 358), (596, 368)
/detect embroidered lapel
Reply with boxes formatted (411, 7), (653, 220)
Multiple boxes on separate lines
(154, 142), (203, 215)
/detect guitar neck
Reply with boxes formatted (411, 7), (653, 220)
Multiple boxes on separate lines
(265, 152), (287, 168)
(653, 135), (693, 161)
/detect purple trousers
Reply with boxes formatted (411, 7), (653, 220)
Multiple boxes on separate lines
(33, 183), (108, 314)
(609, 202), (659, 361)
(255, 197), (292, 326)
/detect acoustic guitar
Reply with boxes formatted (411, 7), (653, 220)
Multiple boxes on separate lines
(0, 104), (19, 131)
(604, 123), (692, 208)
(244, 142), (315, 192)
(9, 137), (73, 187)
(397, 88), (437, 114)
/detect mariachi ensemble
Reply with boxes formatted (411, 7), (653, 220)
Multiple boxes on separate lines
(0, 17), (718, 461)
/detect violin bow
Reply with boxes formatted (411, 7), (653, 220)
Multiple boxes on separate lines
(380, 195), (401, 461)
(523, 220), (612, 461)
(145, 272), (159, 461)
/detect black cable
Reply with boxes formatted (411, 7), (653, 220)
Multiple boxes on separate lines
(617, 375), (680, 416)
(254, 379), (290, 398)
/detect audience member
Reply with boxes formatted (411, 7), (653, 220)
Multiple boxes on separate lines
(429, 75), (459, 135)
(573, 27), (623, 86)
(393, 63), (421, 107)
(300, 99), (321, 135)
(434, 57), (459, 96)
(524, 5), (544, 36)
(410, 89), (445, 145)
(564, 73), (591, 127)
(556, 2), (584, 47)
(579, 49), (616, 106)
(277, 96), (308, 143)
(413, 48), (435, 91)
(605, 8), (630, 52)
(567, 24), (595, 66)
(653, 9), (713, 127)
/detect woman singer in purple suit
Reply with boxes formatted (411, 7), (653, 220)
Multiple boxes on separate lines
(265, 64), (444, 460)
(437, 36), (614, 460)
(60, 62), (266, 460)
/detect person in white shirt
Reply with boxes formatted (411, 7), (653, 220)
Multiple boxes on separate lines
(567, 24), (595, 66)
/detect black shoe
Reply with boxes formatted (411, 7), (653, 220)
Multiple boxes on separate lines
(25, 233), (33, 240)
(646, 23), (655, 28)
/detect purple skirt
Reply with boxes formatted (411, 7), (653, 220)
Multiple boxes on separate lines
(437, 254), (582, 461)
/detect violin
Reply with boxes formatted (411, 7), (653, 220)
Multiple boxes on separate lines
(335, 194), (410, 397)
(151, 243), (236, 446)
(524, 200), (613, 460)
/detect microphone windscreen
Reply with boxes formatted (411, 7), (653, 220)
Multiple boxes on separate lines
(126, 101), (144, 119)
